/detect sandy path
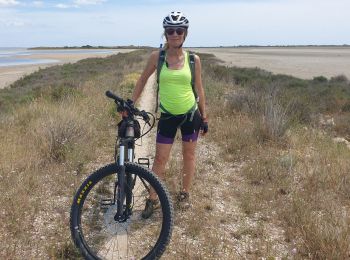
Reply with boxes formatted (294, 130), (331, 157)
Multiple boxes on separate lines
(0, 49), (134, 89)
(135, 73), (156, 159)
(190, 47), (350, 79)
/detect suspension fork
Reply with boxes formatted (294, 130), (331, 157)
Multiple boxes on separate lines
(114, 138), (135, 221)
(115, 140), (127, 221)
(125, 139), (135, 214)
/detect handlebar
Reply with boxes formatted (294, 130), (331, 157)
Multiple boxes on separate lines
(106, 90), (123, 103)
(105, 90), (150, 123)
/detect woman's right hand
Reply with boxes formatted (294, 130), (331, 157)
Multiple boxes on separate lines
(118, 99), (134, 118)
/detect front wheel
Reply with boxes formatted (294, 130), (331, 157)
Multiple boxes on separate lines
(70, 163), (173, 260)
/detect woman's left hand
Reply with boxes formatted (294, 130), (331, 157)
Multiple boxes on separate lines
(200, 119), (208, 136)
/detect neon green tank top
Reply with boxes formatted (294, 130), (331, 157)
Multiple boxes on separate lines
(159, 51), (196, 115)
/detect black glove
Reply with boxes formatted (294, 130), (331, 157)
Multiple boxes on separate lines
(200, 120), (208, 134)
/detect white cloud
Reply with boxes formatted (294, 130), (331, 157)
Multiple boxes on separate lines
(55, 3), (78, 9)
(0, 0), (20, 7)
(54, 0), (106, 9)
(73, 0), (106, 5)
(55, 4), (69, 9)
(32, 1), (44, 7)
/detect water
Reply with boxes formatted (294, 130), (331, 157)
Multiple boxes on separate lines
(0, 47), (115, 67)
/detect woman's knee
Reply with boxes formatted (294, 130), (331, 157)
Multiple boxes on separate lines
(183, 148), (196, 162)
(154, 144), (172, 166)
(153, 153), (169, 166)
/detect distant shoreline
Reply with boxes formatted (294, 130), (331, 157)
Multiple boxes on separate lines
(192, 45), (350, 49)
(0, 48), (135, 89)
(28, 45), (151, 50)
(27, 44), (350, 50)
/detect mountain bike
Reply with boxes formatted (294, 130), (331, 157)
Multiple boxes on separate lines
(70, 90), (174, 260)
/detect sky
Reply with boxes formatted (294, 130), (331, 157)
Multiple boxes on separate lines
(0, 0), (350, 47)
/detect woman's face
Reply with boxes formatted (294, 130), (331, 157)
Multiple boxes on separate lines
(165, 27), (187, 47)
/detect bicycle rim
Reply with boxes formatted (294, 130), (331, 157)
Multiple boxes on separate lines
(70, 163), (173, 260)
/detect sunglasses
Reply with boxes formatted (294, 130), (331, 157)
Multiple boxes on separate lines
(165, 27), (186, 36)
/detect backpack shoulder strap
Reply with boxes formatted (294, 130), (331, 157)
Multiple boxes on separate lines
(157, 49), (166, 84)
(188, 51), (198, 102)
(155, 49), (166, 113)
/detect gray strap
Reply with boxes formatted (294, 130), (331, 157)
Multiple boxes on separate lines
(155, 50), (166, 113)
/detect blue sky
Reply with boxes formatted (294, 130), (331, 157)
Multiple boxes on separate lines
(0, 0), (349, 47)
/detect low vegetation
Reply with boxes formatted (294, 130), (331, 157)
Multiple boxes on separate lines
(200, 53), (350, 258)
(0, 50), (349, 258)
(0, 50), (147, 258)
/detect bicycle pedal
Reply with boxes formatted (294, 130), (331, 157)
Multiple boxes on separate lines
(138, 157), (150, 168)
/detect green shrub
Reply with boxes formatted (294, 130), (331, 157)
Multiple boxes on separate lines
(330, 74), (348, 83)
(313, 75), (328, 83)
(341, 101), (350, 112)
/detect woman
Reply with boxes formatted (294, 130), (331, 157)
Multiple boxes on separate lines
(131, 11), (208, 218)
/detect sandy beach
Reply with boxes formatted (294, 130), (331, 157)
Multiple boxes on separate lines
(0, 49), (134, 89)
(191, 46), (350, 80)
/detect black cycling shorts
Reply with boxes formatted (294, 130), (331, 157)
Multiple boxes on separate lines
(156, 109), (202, 144)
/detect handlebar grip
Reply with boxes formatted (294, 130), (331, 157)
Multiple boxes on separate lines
(105, 90), (122, 102)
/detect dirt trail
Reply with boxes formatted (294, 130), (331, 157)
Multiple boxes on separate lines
(135, 73), (156, 159)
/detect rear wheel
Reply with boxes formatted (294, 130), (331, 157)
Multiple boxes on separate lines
(70, 163), (173, 259)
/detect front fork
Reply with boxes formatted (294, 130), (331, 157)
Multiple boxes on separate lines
(114, 140), (134, 222)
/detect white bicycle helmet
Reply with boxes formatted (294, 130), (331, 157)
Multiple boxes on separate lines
(163, 11), (189, 28)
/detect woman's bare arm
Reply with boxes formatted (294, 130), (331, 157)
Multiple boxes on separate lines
(132, 50), (158, 103)
(194, 54), (207, 120)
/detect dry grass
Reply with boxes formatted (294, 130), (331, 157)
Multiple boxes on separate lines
(160, 137), (291, 259)
(199, 54), (350, 258)
(0, 89), (105, 258)
(280, 130), (350, 258)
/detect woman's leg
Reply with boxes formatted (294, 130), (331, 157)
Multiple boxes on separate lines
(180, 110), (201, 194)
(149, 142), (173, 200)
(181, 140), (197, 193)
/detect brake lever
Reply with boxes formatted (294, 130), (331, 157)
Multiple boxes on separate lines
(140, 110), (151, 125)
(116, 100), (124, 112)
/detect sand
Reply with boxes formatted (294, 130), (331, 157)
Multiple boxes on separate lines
(190, 46), (350, 80)
(0, 49), (134, 89)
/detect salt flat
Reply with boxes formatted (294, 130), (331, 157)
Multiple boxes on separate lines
(0, 49), (134, 89)
(190, 46), (350, 79)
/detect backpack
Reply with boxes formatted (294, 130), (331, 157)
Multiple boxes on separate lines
(155, 49), (198, 113)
